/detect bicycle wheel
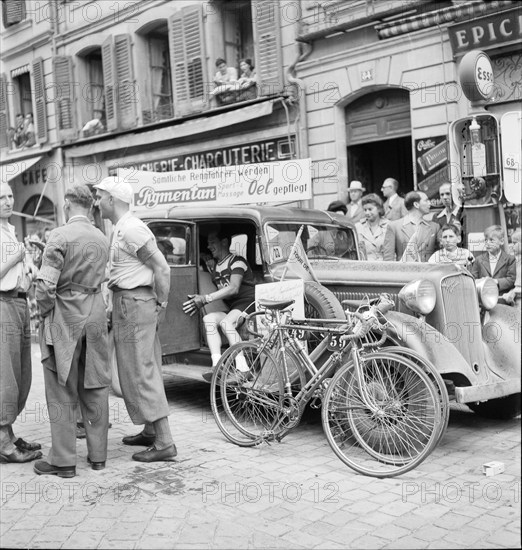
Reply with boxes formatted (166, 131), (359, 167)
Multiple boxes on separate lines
(322, 351), (442, 477)
(381, 346), (449, 446)
(210, 341), (306, 446)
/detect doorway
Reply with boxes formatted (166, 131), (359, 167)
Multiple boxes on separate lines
(346, 88), (413, 196)
(348, 137), (413, 196)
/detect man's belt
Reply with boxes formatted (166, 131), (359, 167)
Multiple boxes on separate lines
(58, 282), (101, 295)
(0, 289), (27, 299)
(109, 285), (152, 293)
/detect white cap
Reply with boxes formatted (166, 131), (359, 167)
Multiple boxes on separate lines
(94, 177), (133, 204)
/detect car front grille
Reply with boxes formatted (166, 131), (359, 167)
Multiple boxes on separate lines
(440, 273), (484, 370)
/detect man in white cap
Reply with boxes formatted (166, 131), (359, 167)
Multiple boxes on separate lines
(345, 180), (366, 224)
(94, 177), (177, 463)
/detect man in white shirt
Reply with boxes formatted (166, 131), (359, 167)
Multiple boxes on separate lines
(382, 178), (407, 221)
(0, 182), (42, 464)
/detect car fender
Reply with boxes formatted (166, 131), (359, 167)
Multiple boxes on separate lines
(481, 304), (521, 382)
(384, 311), (472, 378)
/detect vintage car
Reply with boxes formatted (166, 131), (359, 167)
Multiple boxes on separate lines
(137, 204), (520, 419)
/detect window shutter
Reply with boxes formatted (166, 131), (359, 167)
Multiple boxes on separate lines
(2, 0), (26, 27)
(251, 0), (283, 95)
(0, 74), (8, 149)
(168, 5), (207, 117)
(114, 34), (136, 129)
(32, 57), (48, 144)
(102, 35), (117, 131)
(53, 56), (76, 140)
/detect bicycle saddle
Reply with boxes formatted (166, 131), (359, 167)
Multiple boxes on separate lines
(258, 299), (295, 310)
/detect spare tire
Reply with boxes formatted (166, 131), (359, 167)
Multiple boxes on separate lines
(304, 281), (345, 320)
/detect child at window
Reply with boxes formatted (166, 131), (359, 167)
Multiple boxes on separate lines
(428, 224), (473, 267)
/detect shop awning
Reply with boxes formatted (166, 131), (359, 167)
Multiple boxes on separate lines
(375, 0), (514, 39)
(0, 155), (42, 182)
(67, 100), (275, 159)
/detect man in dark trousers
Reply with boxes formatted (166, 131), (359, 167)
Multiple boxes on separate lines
(94, 176), (176, 462)
(34, 185), (110, 478)
(0, 182), (42, 464)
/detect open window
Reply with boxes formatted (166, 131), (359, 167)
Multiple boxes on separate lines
(76, 47), (106, 137)
(137, 20), (173, 123)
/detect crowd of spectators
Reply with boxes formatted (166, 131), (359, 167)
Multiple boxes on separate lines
(327, 178), (520, 307)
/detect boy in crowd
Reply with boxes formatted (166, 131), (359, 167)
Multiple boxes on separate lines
(471, 225), (516, 295)
(428, 224), (473, 268)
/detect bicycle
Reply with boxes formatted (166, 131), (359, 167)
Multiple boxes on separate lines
(210, 294), (446, 477)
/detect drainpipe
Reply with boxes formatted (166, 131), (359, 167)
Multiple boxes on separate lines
(285, 37), (313, 208)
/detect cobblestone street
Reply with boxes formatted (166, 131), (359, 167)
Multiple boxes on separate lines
(0, 342), (520, 549)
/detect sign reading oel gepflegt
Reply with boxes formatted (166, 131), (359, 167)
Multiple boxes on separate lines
(118, 159), (312, 213)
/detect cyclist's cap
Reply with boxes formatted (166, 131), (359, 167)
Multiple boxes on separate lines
(94, 177), (133, 204)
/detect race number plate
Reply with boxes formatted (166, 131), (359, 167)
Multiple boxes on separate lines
(327, 333), (347, 352)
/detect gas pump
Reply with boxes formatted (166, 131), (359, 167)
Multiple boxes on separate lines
(448, 50), (521, 252)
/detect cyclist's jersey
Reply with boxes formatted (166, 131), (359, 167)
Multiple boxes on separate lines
(212, 253), (255, 312)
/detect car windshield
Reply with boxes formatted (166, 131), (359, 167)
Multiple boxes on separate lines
(265, 222), (358, 263)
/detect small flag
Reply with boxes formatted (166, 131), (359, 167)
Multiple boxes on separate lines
(280, 226), (319, 283)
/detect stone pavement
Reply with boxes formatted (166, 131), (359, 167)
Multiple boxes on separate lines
(0, 341), (520, 549)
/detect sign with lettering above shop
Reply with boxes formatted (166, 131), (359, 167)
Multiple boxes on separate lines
(108, 137), (295, 176)
(118, 158), (312, 215)
(448, 8), (520, 55)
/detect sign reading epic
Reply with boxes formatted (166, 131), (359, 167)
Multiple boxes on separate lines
(118, 159), (312, 214)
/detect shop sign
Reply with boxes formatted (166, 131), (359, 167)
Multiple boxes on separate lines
(22, 167), (47, 186)
(458, 50), (495, 102)
(415, 136), (449, 204)
(108, 137), (295, 176)
(119, 158), (312, 215)
(448, 8), (521, 55)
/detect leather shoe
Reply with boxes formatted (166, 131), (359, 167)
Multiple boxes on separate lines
(14, 438), (42, 451)
(132, 444), (177, 463)
(0, 448), (42, 464)
(87, 457), (106, 470)
(122, 432), (156, 446)
(34, 460), (76, 478)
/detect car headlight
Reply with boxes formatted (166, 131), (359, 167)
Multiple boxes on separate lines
(399, 279), (436, 315)
(475, 277), (498, 310)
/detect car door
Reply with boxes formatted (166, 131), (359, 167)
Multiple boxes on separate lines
(147, 220), (201, 355)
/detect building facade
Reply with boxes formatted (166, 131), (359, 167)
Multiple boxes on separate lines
(1, 0), (303, 236)
(1, 0), (520, 240)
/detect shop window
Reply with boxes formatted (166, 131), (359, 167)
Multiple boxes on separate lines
(2, 0), (26, 28)
(22, 195), (57, 240)
(139, 21), (173, 123)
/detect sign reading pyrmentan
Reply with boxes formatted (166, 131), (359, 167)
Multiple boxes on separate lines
(118, 159), (312, 215)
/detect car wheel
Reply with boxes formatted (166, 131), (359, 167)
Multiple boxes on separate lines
(468, 393), (521, 420)
(304, 281), (345, 320)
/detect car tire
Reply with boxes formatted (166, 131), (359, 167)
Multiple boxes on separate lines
(468, 393), (521, 420)
(303, 281), (345, 320)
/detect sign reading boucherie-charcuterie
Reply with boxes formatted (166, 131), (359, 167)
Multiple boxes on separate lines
(118, 159), (312, 213)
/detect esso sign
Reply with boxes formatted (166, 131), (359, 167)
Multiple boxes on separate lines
(459, 50), (495, 102)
